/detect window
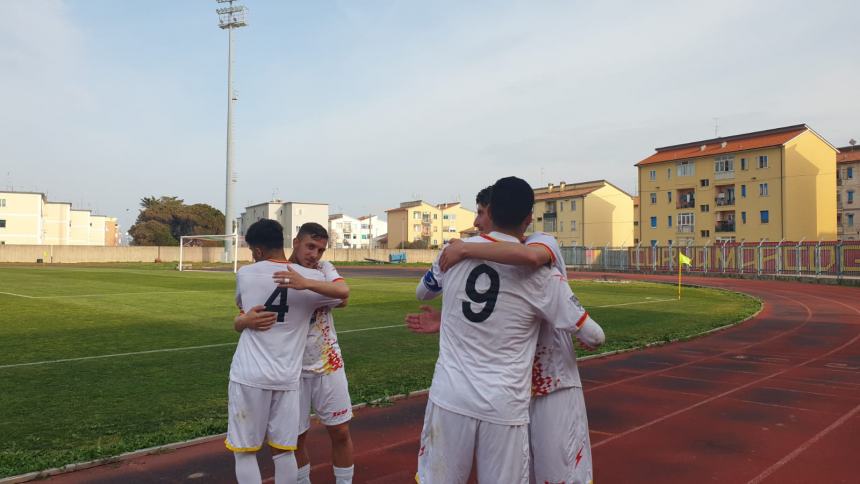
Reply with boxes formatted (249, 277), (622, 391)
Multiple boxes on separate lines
(0, 219), (5, 228)
(559, 221), (564, 232)
(413, 212), (420, 220)
(0, 199), (5, 207)
(560, 201), (564, 212)
(667, 216), (673, 227)
(759, 183), (769, 196)
(433, 239), (438, 245)
(649, 170), (656, 181)
(571, 200), (577, 211)
(650, 193), (657, 204)
(741, 184), (746, 198)
(667, 168), (672, 179)
(758, 155), (769, 168)
(667, 191), (673, 203)
(848, 190), (855, 204)
(433, 214), (438, 220)
(650, 240), (657, 247)
(714, 155), (734, 173)
(701, 230), (710, 237)
(740, 158), (748, 170)
(650, 216), (657, 228)
(760, 210), (769, 224)
(848, 167), (854, 179)
(678, 213), (694, 229)
(701, 204), (710, 212)
(543, 218), (556, 232)
(677, 161), (695, 177)
(571, 220), (577, 231)
(849, 214), (855, 227)
(700, 179), (710, 187)
(741, 212), (747, 224)
(413, 224), (420, 232)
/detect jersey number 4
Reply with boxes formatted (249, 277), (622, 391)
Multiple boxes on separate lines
(462, 264), (500, 323)
(264, 287), (290, 322)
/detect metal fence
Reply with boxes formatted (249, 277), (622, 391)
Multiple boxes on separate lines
(561, 241), (860, 278)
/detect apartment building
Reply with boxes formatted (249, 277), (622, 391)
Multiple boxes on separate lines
(837, 144), (860, 240)
(0, 191), (118, 246)
(528, 180), (635, 247)
(238, 200), (329, 247)
(328, 214), (388, 248)
(386, 200), (476, 248)
(636, 124), (837, 246)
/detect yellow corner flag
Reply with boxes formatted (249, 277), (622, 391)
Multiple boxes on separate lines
(678, 252), (691, 299)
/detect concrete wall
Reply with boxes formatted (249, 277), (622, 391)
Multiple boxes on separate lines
(0, 245), (440, 264)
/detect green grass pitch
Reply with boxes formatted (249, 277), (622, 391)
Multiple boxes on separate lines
(0, 264), (759, 477)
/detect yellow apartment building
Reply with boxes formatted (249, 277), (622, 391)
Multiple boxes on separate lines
(527, 180), (635, 247)
(636, 124), (837, 246)
(837, 144), (860, 240)
(386, 200), (476, 248)
(0, 191), (118, 246)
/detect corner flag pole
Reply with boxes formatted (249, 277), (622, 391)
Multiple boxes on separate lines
(678, 250), (691, 299)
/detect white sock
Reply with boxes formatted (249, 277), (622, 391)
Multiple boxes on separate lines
(234, 452), (262, 484)
(333, 465), (354, 484)
(297, 463), (311, 484)
(273, 451), (298, 484)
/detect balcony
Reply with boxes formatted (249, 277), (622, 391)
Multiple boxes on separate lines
(677, 225), (694, 234)
(677, 189), (695, 209)
(714, 170), (735, 180)
(715, 221), (736, 233)
(715, 195), (735, 207)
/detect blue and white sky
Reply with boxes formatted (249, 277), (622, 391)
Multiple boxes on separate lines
(2, 0), (858, 232)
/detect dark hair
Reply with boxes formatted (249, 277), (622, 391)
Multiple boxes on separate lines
(245, 219), (284, 250)
(296, 222), (329, 241)
(489, 176), (534, 229)
(475, 186), (493, 207)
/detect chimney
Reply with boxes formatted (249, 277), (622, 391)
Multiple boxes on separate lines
(547, 182), (554, 192)
(700, 145), (707, 151)
(559, 181), (566, 191)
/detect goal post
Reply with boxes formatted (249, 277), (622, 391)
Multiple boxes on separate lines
(179, 233), (241, 273)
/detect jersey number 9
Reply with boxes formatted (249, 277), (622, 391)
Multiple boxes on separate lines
(462, 264), (500, 323)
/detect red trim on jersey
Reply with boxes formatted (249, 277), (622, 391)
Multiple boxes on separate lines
(576, 312), (589, 329)
(332, 277), (345, 283)
(479, 234), (499, 242)
(266, 258), (290, 264)
(526, 242), (557, 263)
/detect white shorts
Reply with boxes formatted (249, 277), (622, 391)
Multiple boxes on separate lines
(416, 400), (529, 484)
(225, 381), (299, 452)
(529, 386), (593, 484)
(299, 368), (353, 433)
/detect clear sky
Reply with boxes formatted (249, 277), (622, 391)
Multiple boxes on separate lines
(2, 0), (858, 233)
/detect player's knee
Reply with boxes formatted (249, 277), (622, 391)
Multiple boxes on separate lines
(328, 423), (351, 444)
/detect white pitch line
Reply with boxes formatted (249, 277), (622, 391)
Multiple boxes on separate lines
(0, 291), (36, 299)
(0, 289), (231, 299)
(0, 324), (407, 370)
(593, 298), (677, 308)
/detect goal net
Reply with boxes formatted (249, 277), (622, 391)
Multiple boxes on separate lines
(178, 233), (243, 273)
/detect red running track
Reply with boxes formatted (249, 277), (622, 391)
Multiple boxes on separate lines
(37, 271), (860, 483)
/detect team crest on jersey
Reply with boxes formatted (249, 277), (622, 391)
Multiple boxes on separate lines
(569, 293), (584, 311)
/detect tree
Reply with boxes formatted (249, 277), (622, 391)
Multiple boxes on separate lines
(129, 196), (226, 246)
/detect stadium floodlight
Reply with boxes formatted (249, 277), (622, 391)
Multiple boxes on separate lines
(215, 0), (247, 263)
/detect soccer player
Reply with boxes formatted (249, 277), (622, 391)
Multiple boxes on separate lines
(227, 219), (345, 484)
(270, 223), (355, 484)
(412, 176), (604, 483)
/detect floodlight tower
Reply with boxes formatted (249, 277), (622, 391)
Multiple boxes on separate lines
(216, 0), (247, 261)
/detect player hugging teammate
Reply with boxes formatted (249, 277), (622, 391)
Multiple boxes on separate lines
(228, 220), (354, 484)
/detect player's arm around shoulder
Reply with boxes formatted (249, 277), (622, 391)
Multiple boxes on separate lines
(537, 268), (605, 347)
(234, 305), (278, 332)
(438, 238), (551, 271)
(272, 263), (349, 301)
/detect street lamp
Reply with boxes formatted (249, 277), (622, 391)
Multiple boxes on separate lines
(216, 0), (247, 262)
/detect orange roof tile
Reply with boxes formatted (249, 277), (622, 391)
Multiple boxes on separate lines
(636, 125), (808, 167)
(533, 186), (599, 201)
(838, 146), (860, 164)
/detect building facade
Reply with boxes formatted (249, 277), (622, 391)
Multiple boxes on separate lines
(636, 124), (837, 246)
(0, 191), (118, 246)
(837, 144), (860, 240)
(238, 200), (329, 248)
(527, 180), (635, 247)
(386, 201), (476, 249)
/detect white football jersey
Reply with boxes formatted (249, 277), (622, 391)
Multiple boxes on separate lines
(302, 261), (345, 376)
(526, 233), (603, 395)
(230, 260), (342, 391)
(416, 232), (596, 425)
